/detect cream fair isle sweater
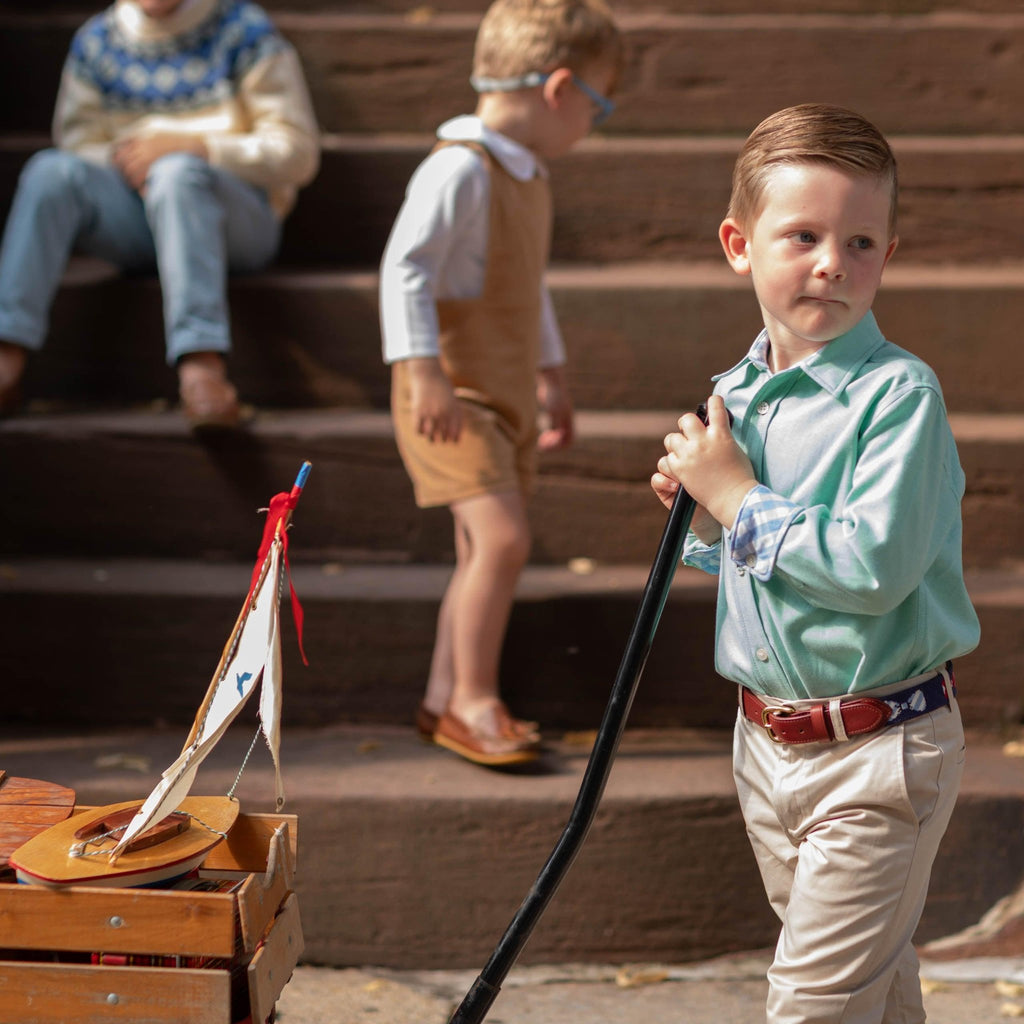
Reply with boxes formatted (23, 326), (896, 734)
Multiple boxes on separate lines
(53, 0), (320, 217)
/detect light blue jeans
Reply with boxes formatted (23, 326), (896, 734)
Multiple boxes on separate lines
(0, 148), (281, 365)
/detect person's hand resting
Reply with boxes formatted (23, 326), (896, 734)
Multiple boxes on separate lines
(113, 134), (209, 193)
(536, 365), (574, 451)
(406, 357), (463, 442)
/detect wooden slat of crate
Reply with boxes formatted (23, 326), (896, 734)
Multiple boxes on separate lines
(0, 884), (238, 957)
(203, 813), (297, 875)
(234, 822), (294, 953)
(0, 960), (231, 1023)
(248, 891), (304, 1024)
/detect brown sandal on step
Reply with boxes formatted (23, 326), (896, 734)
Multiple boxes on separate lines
(415, 703), (440, 741)
(434, 704), (541, 767)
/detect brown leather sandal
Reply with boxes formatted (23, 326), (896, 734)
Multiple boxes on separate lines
(0, 341), (26, 418)
(178, 353), (240, 429)
(415, 703), (440, 740)
(417, 700), (538, 745)
(433, 704), (541, 767)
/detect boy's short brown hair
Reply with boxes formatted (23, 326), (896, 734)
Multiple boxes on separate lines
(473, 0), (624, 85)
(728, 104), (899, 238)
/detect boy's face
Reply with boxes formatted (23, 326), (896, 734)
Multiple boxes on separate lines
(720, 162), (898, 359)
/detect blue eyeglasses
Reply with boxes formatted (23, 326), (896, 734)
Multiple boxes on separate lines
(470, 70), (616, 126)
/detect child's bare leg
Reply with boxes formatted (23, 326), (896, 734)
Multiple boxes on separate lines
(447, 489), (531, 724)
(420, 518), (471, 719)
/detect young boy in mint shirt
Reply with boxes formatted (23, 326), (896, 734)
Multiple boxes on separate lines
(652, 104), (980, 1023)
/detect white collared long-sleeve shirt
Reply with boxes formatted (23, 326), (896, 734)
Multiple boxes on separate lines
(379, 115), (566, 367)
(683, 312), (980, 701)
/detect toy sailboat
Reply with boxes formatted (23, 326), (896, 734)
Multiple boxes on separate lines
(10, 462), (311, 889)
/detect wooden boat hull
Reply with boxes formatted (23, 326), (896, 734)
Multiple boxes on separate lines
(9, 796), (240, 888)
(0, 772), (76, 869)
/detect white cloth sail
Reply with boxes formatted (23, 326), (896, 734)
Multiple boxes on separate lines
(108, 539), (286, 861)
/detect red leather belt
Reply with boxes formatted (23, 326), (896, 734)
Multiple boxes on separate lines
(741, 664), (955, 745)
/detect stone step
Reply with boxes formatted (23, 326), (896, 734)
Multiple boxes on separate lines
(2, 408), (1022, 568)
(3, 132), (1023, 266)
(2, 11), (1024, 136)
(7, 260), (1024, 414)
(1, 557), (1021, 731)
(2, 722), (1023, 968)
(289, 135), (1024, 266)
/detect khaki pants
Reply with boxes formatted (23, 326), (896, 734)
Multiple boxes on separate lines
(733, 677), (965, 1024)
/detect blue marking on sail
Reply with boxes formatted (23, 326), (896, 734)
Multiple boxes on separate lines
(236, 670), (253, 696)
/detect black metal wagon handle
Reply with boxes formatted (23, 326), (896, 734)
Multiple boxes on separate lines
(448, 407), (715, 1024)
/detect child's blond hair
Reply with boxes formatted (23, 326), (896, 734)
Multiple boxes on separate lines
(473, 0), (624, 85)
(728, 104), (899, 238)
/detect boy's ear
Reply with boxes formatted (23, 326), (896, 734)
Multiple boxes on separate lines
(883, 235), (899, 268)
(719, 218), (751, 275)
(541, 67), (574, 109)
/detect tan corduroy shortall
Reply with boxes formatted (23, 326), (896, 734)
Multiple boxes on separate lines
(391, 141), (551, 508)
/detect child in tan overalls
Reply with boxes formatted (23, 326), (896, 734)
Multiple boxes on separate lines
(380, 0), (624, 766)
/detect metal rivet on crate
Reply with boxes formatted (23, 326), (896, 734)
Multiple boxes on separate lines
(106, 994), (120, 1005)
(108, 915), (124, 928)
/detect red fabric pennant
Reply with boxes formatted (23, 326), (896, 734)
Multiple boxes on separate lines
(248, 490), (308, 664)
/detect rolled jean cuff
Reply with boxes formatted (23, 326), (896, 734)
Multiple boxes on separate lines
(0, 313), (45, 350)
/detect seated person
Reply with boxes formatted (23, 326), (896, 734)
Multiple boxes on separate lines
(0, 0), (320, 426)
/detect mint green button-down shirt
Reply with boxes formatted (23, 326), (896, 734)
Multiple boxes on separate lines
(683, 311), (980, 701)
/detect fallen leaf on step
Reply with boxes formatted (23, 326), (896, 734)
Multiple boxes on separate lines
(616, 967), (669, 989)
(568, 557), (597, 575)
(997, 981), (1024, 998)
(94, 753), (151, 773)
(561, 730), (598, 747)
(405, 5), (435, 22)
(920, 978), (948, 994)
(357, 740), (380, 754)
(1002, 741), (1024, 758)
(1000, 1002), (1024, 1017)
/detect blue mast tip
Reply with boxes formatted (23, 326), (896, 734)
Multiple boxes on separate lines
(294, 461), (312, 489)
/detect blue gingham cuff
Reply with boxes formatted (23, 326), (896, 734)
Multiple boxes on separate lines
(729, 484), (800, 581)
(682, 533), (722, 575)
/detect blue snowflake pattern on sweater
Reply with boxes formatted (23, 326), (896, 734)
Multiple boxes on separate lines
(67, 0), (284, 112)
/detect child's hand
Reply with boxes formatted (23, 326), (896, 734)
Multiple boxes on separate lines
(536, 365), (574, 451)
(113, 134), (208, 193)
(650, 471), (722, 543)
(406, 357), (462, 442)
(655, 395), (757, 530)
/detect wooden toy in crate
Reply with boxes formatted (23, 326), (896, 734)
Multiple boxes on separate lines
(0, 807), (302, 1024)
(0, 464), (314, 1022)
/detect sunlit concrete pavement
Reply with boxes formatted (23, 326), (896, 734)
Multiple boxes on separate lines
(276, 951), (1024, 1024)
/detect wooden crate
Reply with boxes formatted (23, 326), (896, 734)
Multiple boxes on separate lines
(0, 811), (303, 1024)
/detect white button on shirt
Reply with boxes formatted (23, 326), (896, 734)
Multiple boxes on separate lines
(379, 115), (566, 367)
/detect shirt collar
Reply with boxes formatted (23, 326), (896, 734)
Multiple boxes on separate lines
(438, 115), (548, 181)
(720, 311), (888, 397)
